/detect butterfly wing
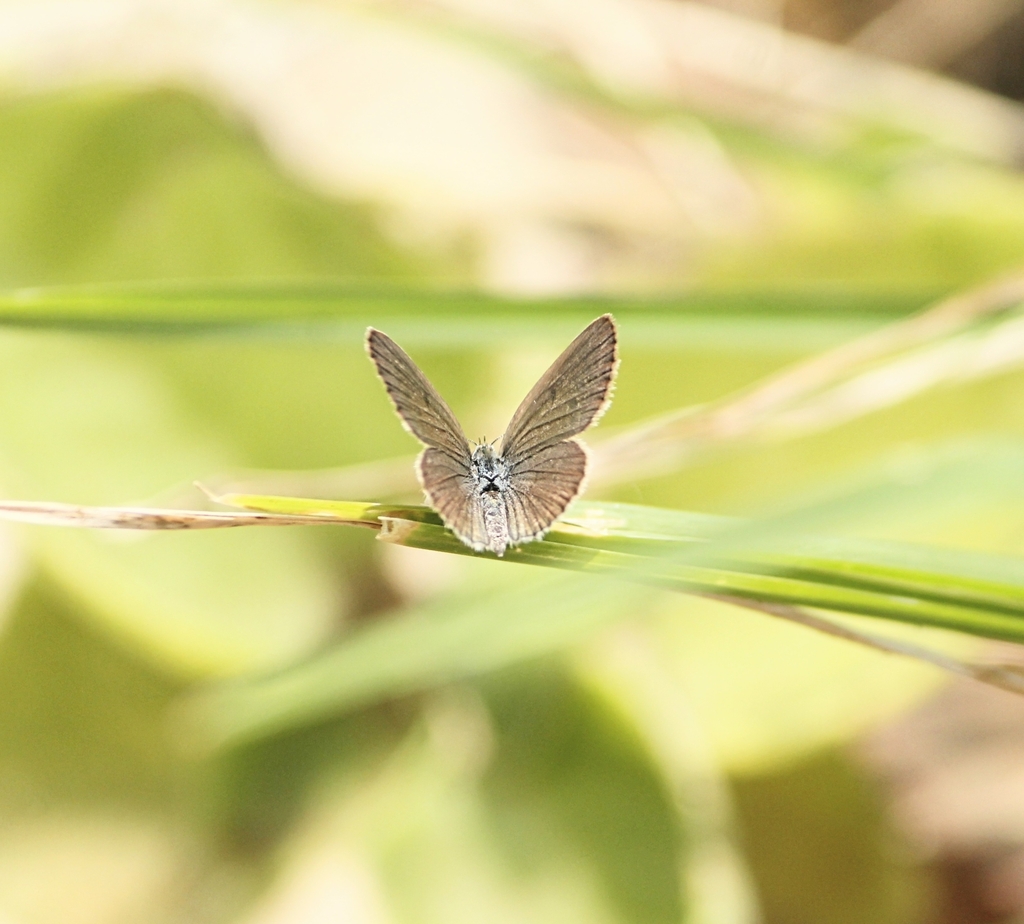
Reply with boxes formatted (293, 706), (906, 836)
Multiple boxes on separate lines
(504, 440), (588, 545)
(499, 314), (618, 464)
(369, 317), (616, 554)
(366, 328), (472, 462)
(416, 447), (487, 551)
(367, 329), (479, 536)
(499, 315), (617, 545)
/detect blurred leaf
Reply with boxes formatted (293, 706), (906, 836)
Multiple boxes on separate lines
(0, 88), (428, 288)
(629, 596), (953, 775)
(478, 664), (685, 924)
(573, 626), (761, 921)
(221, 492), (1024, 641)
(178, 569), (648, 750)
(0, 578), (180, 811)
(207, 702), (414, 862)
(732, 750), (927, 924)
(0, 333), (339, 676)
(245, 675), (687, 924)
(173, 465), (1024, 749)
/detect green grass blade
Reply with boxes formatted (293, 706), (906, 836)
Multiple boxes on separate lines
(175, 573), (648, 749)
(216, 493), (1024, 644)
(156, 475), (1024, 747)
(0, 281), (936, 341)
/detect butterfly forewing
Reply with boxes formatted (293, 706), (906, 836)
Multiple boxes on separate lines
(499, 314), (618, 464)
(366, 329), (472, 464)
(367, 329), (486, 545)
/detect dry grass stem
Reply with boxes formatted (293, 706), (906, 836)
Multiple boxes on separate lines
(590, 273), (1024, 485)
(709, 592), (1024, 697)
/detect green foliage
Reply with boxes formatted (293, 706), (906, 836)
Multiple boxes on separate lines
(0, 78), (1022, 924)
(732, 750), (926, 924)
(480, 664), (685, 924)
(172, 491), (1022, 749)
(0, 87), (434, 286)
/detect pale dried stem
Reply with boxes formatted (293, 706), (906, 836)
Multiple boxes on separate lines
(590, 273), (1024, 485)
(708, 592), (1024, 697)
(0, 499), (364, 530)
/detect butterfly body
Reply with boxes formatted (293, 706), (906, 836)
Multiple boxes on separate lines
(368, 315), (617, 556)
(466, 445), (509, 549)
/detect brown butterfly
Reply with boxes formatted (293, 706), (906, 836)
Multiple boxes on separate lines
(366, 315), (618, 556)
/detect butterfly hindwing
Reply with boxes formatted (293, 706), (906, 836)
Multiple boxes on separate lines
(505, 440), (588, 544)
(416, 447), (485, 550)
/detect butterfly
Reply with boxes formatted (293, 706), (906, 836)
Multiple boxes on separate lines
(366, 315), (618, 556)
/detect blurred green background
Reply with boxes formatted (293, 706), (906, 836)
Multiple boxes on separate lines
(3, 1), (1024, 922)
